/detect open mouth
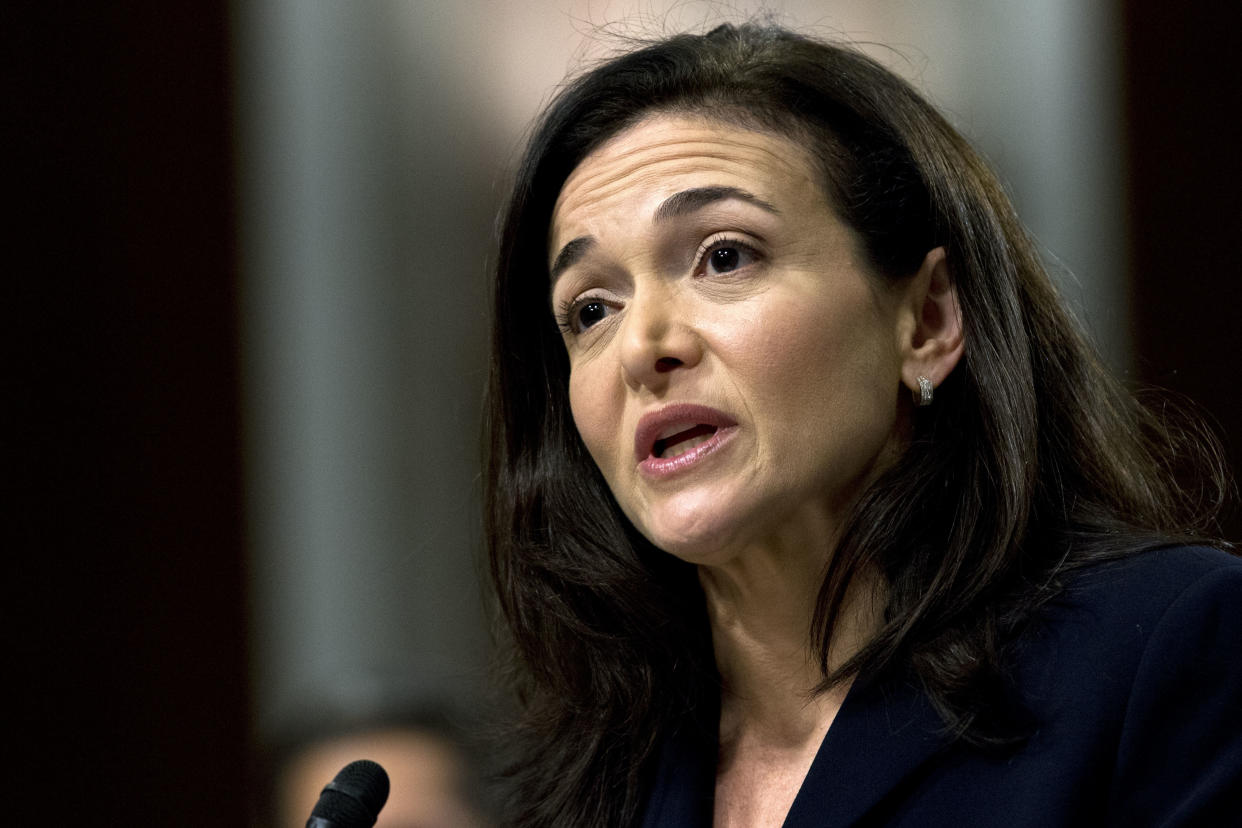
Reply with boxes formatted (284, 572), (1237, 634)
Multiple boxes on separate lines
(653, 424), (719, 459)
(635, 403), (737, 469)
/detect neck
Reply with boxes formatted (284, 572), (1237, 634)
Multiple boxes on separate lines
(699, 534), (883, 748)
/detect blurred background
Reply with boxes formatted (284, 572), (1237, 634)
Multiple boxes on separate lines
(15, 1), (1240, 824)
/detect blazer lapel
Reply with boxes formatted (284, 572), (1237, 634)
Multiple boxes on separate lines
(640, 676), (949, 827)
(640, 707), (718, 828)
(783, 675), (951, 827)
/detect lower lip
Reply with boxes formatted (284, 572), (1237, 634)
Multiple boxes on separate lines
(638, 426), (738, 479)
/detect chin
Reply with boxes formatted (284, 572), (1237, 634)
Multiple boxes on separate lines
(632, 493), (763, 565)
(629, 477), (849, 567)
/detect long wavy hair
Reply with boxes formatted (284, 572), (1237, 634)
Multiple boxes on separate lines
(485, 23), (1228, 827)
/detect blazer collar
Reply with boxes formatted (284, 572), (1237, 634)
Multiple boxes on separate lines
(641, 673), (951, 827)
(784, 673), (951, 826)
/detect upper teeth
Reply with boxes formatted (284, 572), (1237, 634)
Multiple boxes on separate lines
(657, 422), (698, 441)
(653, 423), (718, 458)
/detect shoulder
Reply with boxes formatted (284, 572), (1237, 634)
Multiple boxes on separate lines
(1030, 544), (1239, 651)
(1016, 544), (1242, 823)
(1060, 542), (1241, 607)
(1018, 544), (1240, 703)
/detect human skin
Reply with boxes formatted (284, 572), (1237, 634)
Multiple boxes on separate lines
(550, 114), (940, 566)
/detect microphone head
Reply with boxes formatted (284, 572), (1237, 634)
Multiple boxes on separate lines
(309, 759), (390, 827)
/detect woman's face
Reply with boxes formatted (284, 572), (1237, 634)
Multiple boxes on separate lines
(548, 114), (913, 565)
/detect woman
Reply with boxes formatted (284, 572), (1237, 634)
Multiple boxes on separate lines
(485, 23), (1240, 827)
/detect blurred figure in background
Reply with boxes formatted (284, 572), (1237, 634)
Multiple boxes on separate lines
(270, 707), (491, 828)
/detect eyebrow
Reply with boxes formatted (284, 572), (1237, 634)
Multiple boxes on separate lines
(652, 185), (779, 224)
(549, 236), (595, 283)
(549, 186), (779, 285)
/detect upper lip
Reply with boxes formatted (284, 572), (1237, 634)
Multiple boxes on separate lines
(634, 403), (738, 462)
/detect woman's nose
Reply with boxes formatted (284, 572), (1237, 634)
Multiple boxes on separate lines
(618, 286), (703, 390)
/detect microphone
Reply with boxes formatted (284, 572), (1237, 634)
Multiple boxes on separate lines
(305, 759), (390, 828)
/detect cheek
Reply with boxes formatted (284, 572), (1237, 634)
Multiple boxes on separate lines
(568, 366), (619, 469)
(727, 294), (898, 430)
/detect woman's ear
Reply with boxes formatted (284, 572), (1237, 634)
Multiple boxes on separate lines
(898, 247), (964, 399)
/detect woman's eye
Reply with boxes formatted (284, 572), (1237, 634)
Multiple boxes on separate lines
(557, 296), (615, 335)
(702, 241), (758, 277)
(711, 247), (741, 272)
(576, 300), (609, 330)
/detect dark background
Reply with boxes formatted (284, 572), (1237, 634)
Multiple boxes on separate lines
(12, 3), (1238, 823)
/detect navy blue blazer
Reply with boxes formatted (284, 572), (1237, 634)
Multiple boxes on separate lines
(639, 545), (1242, 826)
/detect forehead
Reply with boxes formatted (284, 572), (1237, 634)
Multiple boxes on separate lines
(549, 115), (825, 251)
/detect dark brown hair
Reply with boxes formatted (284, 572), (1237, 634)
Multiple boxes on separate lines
(485, 23), (1228, 827)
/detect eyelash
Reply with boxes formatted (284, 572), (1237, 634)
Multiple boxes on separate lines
(695, 234), (760, 277)
(555, 295), (606, 335)
(554, 234), (762, 335)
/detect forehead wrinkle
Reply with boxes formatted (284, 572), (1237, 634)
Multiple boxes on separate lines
(565, 143), (804, 208)
(555, 154), (782, 239)
(559, 134), (814, 210)
(551, 120), (825, 256)
(563, 150), (739, 213)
